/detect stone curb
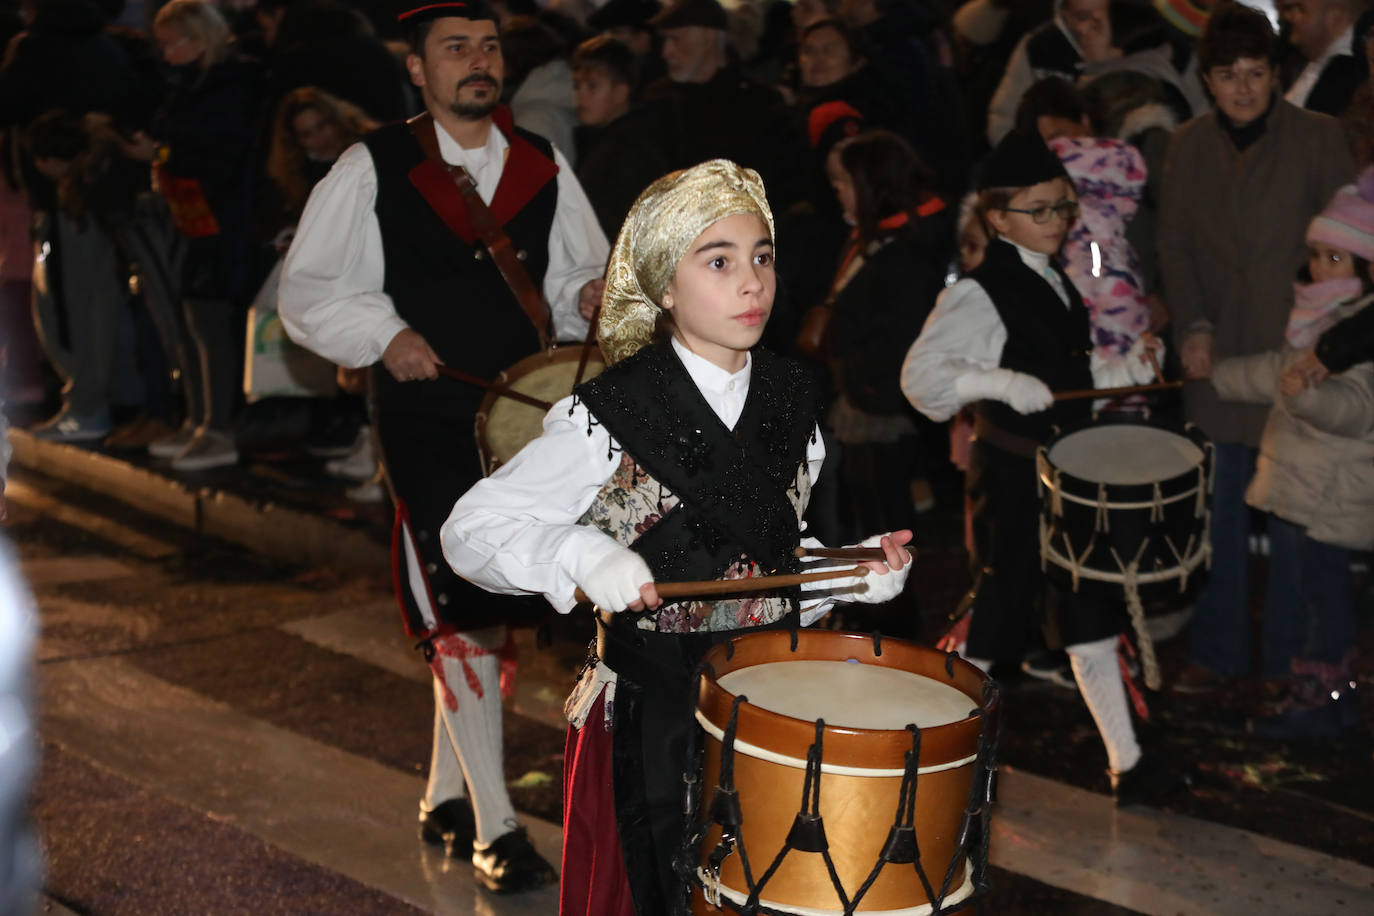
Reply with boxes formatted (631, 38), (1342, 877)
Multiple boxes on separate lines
(8, 429), (388, 575)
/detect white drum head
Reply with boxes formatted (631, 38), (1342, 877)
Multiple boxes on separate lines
(1047, 425), (1203, 486)
(717, 660), (971, 731)
(480, 353), (605, 468)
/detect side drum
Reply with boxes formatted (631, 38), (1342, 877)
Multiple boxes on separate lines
(687, 630), (999, 915)
(1038, 414), (1212, 605)
(474, 346), (605, 475)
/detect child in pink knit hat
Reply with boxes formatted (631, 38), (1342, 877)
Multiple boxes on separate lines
(1198, 169), (1374, 740)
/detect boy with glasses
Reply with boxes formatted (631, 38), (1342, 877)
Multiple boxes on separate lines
(902, 130), (1177, 806)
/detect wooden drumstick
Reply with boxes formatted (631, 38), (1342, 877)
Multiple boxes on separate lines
(1052, 380), (1183, 401)
(793, 546), (888, 561)
(435, 365), (554, 411)
(574, 302), (602, 387)
(1145, 346), (1165, 385)
(573, 566), (870, 606)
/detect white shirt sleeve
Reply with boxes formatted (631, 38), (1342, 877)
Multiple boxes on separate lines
(545, 144), (610, 341)
(441, 395), (625, 615)
(278, 143), (408, 368)
(442, 410), (829, 618)
(1090, 350), (1137, 389)
(900, 279), (1007, 422)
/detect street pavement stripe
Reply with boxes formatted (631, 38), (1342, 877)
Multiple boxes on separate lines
(7, 478), (179, 559)
(281, 604), (576, 731)
(992, 765), (1374, 914)
(38, 654), (562, 916)
(17, 555), (138, 589)
(31, 595), (160, 663)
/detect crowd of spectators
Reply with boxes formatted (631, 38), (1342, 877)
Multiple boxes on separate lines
(1, 0), (1371, 731)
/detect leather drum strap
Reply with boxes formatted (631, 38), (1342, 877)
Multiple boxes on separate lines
(407, 112), (552, 350)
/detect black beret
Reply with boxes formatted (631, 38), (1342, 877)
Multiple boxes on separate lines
(978, 129), (1069, 191)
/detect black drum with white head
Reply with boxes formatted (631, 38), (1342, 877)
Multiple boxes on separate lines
(1037, 414), (1212, 606)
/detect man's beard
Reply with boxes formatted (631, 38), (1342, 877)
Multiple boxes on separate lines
(452, 98), (499, 118)
(452, 75), (500, 119)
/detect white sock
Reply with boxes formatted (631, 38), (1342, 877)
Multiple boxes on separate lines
(421, 699), (467, 813)
(429, 627), (519, 846)
(1067, 636), (1142, 775)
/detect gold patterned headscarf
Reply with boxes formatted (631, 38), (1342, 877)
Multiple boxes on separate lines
(598, 159), (775, 365)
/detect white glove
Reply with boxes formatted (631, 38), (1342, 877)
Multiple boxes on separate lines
(579, 546), (654, 612)
(1124, 335), (1166, 385)
(845, 532), (912, 605)
(955, 368), (1053, 415)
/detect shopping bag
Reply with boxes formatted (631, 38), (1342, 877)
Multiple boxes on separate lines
(242, 259), (336, 401)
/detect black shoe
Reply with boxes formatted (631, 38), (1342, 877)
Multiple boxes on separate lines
(472, 827), (558, 893)
(418, 798), (476, 858)
(1111, 755), (1194, 809)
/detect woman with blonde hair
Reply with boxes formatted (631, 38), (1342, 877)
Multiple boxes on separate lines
(152, 0), (233, 72)
(267, 86), (377, 220)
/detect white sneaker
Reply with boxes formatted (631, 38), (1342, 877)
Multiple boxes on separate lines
(325, 427), (378, 481)
(170, 428), (239, 471)
(31, 409), (112, 442)
(148, 423), (196, 458)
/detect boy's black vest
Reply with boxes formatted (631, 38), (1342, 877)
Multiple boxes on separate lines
(362, 108), (559, 417)
(968, 239), (1093, 444)
(575, 344), (819, 587)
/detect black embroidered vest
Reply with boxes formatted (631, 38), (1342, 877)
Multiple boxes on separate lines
(363, 116), (559, 417)
(574, 344), (820, 630)
(968, 239), (1093, 442)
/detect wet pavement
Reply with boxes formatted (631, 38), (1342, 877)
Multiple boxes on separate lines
(5, 438), (1374, 914)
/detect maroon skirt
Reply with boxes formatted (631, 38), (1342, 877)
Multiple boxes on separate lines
(560, 692), (635, 916)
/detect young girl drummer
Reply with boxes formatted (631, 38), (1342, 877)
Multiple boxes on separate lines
(441, 160), (912, 915)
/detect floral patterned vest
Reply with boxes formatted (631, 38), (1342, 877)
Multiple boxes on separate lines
(574, 344), (819, 633)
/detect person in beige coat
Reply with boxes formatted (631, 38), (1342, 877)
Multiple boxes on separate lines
(1160, 4), (1354, 691)
(1206, 176), (1374, 739)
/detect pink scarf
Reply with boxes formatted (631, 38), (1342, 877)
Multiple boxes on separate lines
(1286, 276), (1365, 349)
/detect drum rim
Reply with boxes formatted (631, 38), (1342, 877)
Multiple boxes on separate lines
(697, 631), (995, 770)
(1038, 414), (1212, 499)
(694, 860), (976, 916)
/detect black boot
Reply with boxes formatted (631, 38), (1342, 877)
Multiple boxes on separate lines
(1111, 754), (1195, 808)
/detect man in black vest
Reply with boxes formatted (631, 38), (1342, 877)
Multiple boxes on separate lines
(278, 0), (610, 893)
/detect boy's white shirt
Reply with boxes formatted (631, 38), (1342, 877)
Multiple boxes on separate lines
(900, 241), (1148, 422)
(441, 338), (837, 622)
